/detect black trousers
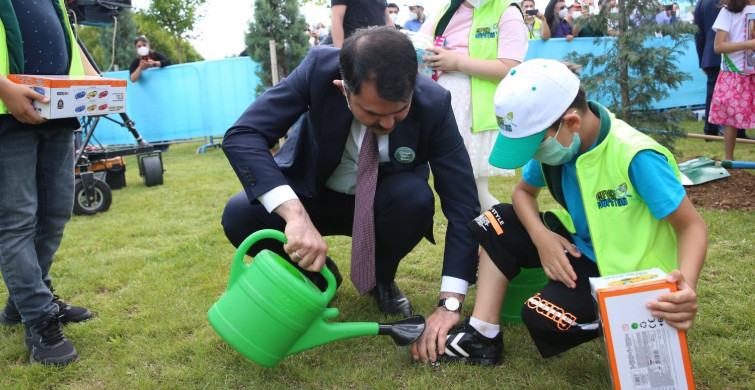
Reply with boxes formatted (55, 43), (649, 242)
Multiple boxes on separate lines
(221, 171), (435, 285)
(467, 203), (601, 358)
(704, 66), (720, 136)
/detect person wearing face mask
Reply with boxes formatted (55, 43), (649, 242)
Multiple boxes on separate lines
(129, 36), (172, 83)
(222, 27), (480, 322)
(656, 3), (679, 24)
(434, 59), (707, 366)
(521, 0), (552, 40)
(404, 1), (426, 32)
(544, 0), (574, 40)
(387, 3), (403, 29)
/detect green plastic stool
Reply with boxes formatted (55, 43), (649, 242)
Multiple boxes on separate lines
(500, 268), (549, 324)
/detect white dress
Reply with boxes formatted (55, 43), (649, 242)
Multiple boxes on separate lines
(437, 71), (514, 179)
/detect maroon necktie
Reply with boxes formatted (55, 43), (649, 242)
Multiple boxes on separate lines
(351, 130), (379, 295)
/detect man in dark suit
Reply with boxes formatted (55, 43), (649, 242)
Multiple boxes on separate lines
(221, 26), (480, 331)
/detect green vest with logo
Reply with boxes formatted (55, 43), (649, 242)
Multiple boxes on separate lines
(434, 0), (522, 133)
(0, 0), (85, 114)
(540, 103), (680, 276)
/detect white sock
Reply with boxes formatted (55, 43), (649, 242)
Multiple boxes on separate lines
(475, 177), (499, 211)
(469, 316), (500, 339)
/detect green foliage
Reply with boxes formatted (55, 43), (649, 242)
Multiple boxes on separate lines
(142, 0), (207, 63)
(134, 12), (204, 65)
(565, 0), (699, 152)
(96, 8), (139, 72)
(75, 9), (203, 73)
(245, 0), (310, 96)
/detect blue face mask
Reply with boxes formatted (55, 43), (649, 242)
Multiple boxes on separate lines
(533, 112), (581, 166)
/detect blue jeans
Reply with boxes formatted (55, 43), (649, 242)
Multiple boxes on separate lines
(0, 123), (75, 325)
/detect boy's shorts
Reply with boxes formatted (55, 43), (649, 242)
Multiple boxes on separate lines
(467, 203), (602, 358)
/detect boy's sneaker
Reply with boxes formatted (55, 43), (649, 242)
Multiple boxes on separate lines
(0, 295), (93, 326)
(441, 318), (503, 366)
(25, 315), (79, 366)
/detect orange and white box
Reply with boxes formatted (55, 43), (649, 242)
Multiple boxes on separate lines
(590, 268), (695, 389)
(8, 75), (126, 119)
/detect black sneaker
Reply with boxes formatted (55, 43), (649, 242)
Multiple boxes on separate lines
(25, 316), (79, 366)
(0, 295), (93, 326)
(441, 318), (503, 366)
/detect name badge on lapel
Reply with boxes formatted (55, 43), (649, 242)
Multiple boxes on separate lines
(394, 147), (415, 164)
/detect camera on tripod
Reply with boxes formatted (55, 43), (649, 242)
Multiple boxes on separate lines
(66, 0), (132, 26)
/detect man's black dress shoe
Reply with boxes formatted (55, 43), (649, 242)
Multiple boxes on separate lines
(373, 281), (413, 318)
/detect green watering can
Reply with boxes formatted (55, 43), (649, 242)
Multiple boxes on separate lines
(207, 229), (425, 367)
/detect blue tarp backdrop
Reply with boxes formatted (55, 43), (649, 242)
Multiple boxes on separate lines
(95, 37), (704, 145)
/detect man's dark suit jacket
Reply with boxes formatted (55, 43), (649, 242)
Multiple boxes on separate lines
(695, 0), (722, 69)
(223, 45), (481, 284)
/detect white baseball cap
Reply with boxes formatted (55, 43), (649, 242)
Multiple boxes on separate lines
(409, 0), (424, 7)
(488, 59), (581, 169)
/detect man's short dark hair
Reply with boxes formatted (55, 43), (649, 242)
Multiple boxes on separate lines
(339, 26), (417, 102)
(387, 2), (399, 9)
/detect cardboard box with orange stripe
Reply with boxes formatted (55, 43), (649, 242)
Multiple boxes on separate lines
(8, 75), (126, 119)
(590, 268), (695, 389)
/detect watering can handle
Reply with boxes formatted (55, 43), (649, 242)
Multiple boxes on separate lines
(229, 229), (337, 302)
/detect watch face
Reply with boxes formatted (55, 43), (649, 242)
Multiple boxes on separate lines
(445, 297), (460, 311)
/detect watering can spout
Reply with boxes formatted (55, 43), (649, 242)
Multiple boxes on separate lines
(287, 308), (379, 356)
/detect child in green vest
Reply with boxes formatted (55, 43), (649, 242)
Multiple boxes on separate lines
(410, 59), (707, 367)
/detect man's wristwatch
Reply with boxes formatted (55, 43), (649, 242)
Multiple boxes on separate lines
(438, 297), (462, 312)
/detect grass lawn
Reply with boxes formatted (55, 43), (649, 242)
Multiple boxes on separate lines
(0, 121), (753, 389)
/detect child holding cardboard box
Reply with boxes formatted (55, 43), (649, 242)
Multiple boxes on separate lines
(0, 0), (100, 366)
(411, 59), (707, 368)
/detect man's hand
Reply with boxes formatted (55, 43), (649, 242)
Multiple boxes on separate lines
(411, 297), (463, 363)
(0, 79), (47, 124)
(646, 270), (699, 330)
(532, 230), (580, 289)
(274, 199), (328, 272)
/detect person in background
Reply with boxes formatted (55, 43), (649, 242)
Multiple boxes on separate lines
(387, 3), (403, 29)
(317, 22), (330, 41)
(129, 35), (172, 83)
(331, 0), (395, 48)
(695, 0), (726, 138)
(709, 0), (755, 159)
(656, 3), (679, 24)
(411, 0), (528, 361)
(404, 1), (427, 32)
(545, 0), (575, 40)
(522, 0), (552, 40)
(0, 0), (98, 366)
(305, 23), (320, 47)
(433, 59), (707, 366)
(566, 3), (583, 35)
(576, 0), (605, 37)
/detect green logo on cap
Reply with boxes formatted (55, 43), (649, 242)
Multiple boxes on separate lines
(496, 112), (517, 132)
(394, 147), (415, 163)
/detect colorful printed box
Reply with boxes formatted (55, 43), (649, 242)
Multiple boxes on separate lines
(590, 269), (695, 389)
(8, 75), (126, 119)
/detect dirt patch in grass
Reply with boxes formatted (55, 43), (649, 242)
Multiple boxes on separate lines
(685, 169), (755, 211)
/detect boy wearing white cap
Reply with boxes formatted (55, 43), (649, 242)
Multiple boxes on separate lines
(427, 59), (707, 365)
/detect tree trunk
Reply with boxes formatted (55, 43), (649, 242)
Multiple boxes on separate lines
(618, 5), (631, 120)
(175, 37), (183, 64)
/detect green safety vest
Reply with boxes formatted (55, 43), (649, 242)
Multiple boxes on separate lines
(540, 102), (680, 276)
(527, 18), (541, 39)
(0, 0), (85, 114)
(434, 0), (523, 133)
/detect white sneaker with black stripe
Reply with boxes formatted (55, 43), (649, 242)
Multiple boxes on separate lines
(441, 318), (503, 366)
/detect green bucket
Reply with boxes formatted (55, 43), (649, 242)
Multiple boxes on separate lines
(500, 268), (549, 324)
